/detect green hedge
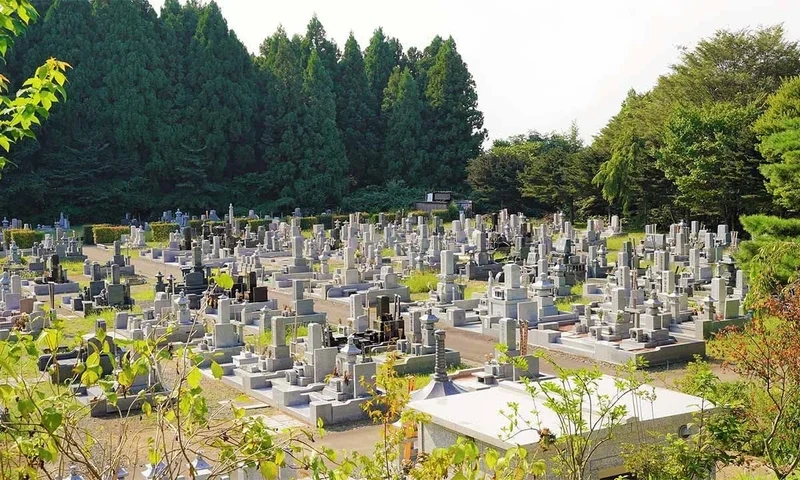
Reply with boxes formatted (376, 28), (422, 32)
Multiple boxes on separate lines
(740, 214), (800, 240)
(247, 219), (268, 230)
(150, 222), (178, 242)
(9, 229), (45, 248)
(369, 212), (398, 224)
(83, 225), (95, 245)
(93, 226), (129, 244)
(188, 219), (203, 231)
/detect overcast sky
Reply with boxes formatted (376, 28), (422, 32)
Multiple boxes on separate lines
(147, 0), (800, 143)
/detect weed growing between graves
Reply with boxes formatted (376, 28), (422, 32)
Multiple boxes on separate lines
(408, 363), (472, 390)
(244, 325), (308, 353)
(554, 284), (591, 310)
(401, 270), (438, 294)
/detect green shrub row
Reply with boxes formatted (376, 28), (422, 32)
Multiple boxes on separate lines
(150, 222), (179, 242)
(9, 229), (45, 248)
(93, 225), (129, 244)
(247, 219), (268, 230)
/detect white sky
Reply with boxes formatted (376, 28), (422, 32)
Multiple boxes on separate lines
(147, 0), (800, 143)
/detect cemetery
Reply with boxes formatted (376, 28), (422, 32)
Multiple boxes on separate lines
(0, 208), (754, 409)
(0, 2), (798, 477)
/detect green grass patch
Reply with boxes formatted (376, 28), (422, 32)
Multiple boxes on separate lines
(60, 258), (86, 276)
(409, 363), (471, 390)
(130, 284), (155, 303)
(401, 270), (438, 294)
(554, 288), (591, 310)
(462, 280), (486, 299)
(381, 247), (395, 258)
(604, 231), (645, 264)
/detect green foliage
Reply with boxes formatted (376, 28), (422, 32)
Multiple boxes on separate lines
(467, 141), (531, 213)
(741, 214), (800, 239)
(92, 225), (128, 244)
(341, 180), (424, 213)
(401, 270), (438, 294)
(383, 66), (426, 182)
(247, 218), (267, 230)
(754, 75), (800, 211)
(8, 228), (43, 248)
(518, 127), (601, 220)
(0, 7), (482, 222)
(336, 33), (378, 187)
(82, 224), (94, 245)
(660, 102), (768, 227)
(422, 37), (486, 189)
(149, 222), (178, 242)
(593, 26), (800, 226)
(298, 216), (319, 230)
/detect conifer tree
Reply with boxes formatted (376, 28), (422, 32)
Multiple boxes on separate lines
(382, 67), (426, 183)
(297, 51), (348, 209)
(335, 33), (377, 187)
(423, 37), (486, 188)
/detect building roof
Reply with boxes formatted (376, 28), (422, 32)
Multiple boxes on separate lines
(407, 375), (707, 451)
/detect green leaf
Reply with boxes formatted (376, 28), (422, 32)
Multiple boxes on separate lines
(187, 366), (202, 389)
(210, 361), (224, 380)
(260, 461), (278, 479)
(213, 273), (234, 290)
(275, 449), (285, 466)
(18, 398), (35, 416)
(141, 401), (152, 416)
(485, 449), (498, 470)
(41, 409), (62, 433)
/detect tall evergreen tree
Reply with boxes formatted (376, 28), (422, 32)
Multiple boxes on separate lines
(259, 27), (305, 207)
(0, 7), (486, 221)
(382, 67), (426, 183)
(364, 28), (402, 111)
(297, 51), (348, 209)
(301, 14), (338, 75)
(335, 33), (377, 187)
(423, 37), (486, 188)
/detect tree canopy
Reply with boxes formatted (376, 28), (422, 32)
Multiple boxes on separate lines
(0, 1), (485, 222)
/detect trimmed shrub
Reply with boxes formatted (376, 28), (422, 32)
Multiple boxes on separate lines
(300, 216), (319, 230)
(247, 219), (268, 230)
(83, 225), (95, 245)
(9, 229), (45, 248)
(150, 222), (179, 242)
(93, 226), (129, 244)
(317, 214), (332, 229)
(188, 219), (203, 232)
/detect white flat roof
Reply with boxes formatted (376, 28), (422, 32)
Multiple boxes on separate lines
(408, 375), (706, 451)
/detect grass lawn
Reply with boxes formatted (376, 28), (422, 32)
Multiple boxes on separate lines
(605, 231), (646, 264)
(130, 283), (155, 303)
